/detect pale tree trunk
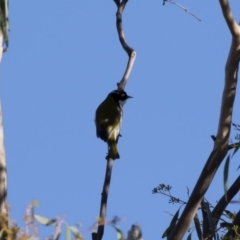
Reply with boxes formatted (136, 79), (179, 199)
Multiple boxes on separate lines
(169, 0), (240, 239)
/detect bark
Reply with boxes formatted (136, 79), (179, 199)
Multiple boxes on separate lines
(0, 30), (7, 214)
(93, 1), (136, 239)
(114, 0), (136, 90)
(169, 1), (240, 239)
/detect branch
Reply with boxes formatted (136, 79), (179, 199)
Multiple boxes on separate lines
(163, 0), (201, 22)
(115, 0), (136, 90)
(0, 31), (7, 215)
(219, 0), (240, 37)
(92, 158), (114, 240)
(93, 2), (136, 239)
(169, 3), (240, 240)
(212, 175), (240, 227)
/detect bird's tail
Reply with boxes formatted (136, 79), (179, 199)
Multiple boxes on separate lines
(107, 140), (120, 160)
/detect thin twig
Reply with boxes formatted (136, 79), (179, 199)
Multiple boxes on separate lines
(163, 0), (201, 22)
(96, 158), (114, 240)
(0, 31), (7, 215)
(115, 0), (136, 90)
(160, 190), (187, 205)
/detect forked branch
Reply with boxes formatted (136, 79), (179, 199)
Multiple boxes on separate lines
(169, 1), (240, 239)
(114, 0), (136, 90)
(219, 0), (240, 37)
(93, 2), (136, 240)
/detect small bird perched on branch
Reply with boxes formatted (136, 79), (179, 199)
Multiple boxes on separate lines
(95, 89), (132, 160)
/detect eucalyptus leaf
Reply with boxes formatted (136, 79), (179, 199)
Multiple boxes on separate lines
(34, 214), (56, 226)
(204, 202), (216, 240)
(66, 226), (71, 240)
(68, 226), (80, 236)
(223, 155), (230, 201)
(194, 213), (203, 240)
(162, 209), (180, 238)
(224, 210), (235, 220)
(232, 142), (240, 156)
(186, 232), (192, 240)
(112, 225), (124, 240)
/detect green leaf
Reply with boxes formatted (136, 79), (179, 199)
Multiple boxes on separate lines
(34, 214), (56, 226)
(223, 155), (230, 201)
(68, 226), (79, 236)
(112, 225), (124, 240)
(162, 209), (180, 238)
(194, 213), (203, 240)
(224, 210), (235, 220)
(66, 226), (71, 240)
(186, 232), (192, 240)
(232, 142), (240, 156)
(162, 227), (169, 238)
(204, 202), (216, 240)
(68, 226), (83, 240)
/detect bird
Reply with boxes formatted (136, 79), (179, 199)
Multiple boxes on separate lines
(95, 89), (132, 160)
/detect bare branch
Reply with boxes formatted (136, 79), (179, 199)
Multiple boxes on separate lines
(169, 2), (240, 239)
(219, 0), (240, 37)
(0, 31), (7, 215)
(94, 2), (136, 239)
(95, 158), (114, 240)
(115, 0), (136, 90)
(163, 0), (201, 22)
(212, 175), (240, 227)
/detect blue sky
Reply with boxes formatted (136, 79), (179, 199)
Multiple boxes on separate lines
(2, 0), (240, 239)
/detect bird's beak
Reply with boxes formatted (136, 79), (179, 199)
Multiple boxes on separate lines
(127, 95), (133, 99)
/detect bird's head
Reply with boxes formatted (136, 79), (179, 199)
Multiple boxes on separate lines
(109, 89), (132, 106)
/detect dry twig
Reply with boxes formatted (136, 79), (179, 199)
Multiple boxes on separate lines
(163, 0), (201, 21)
